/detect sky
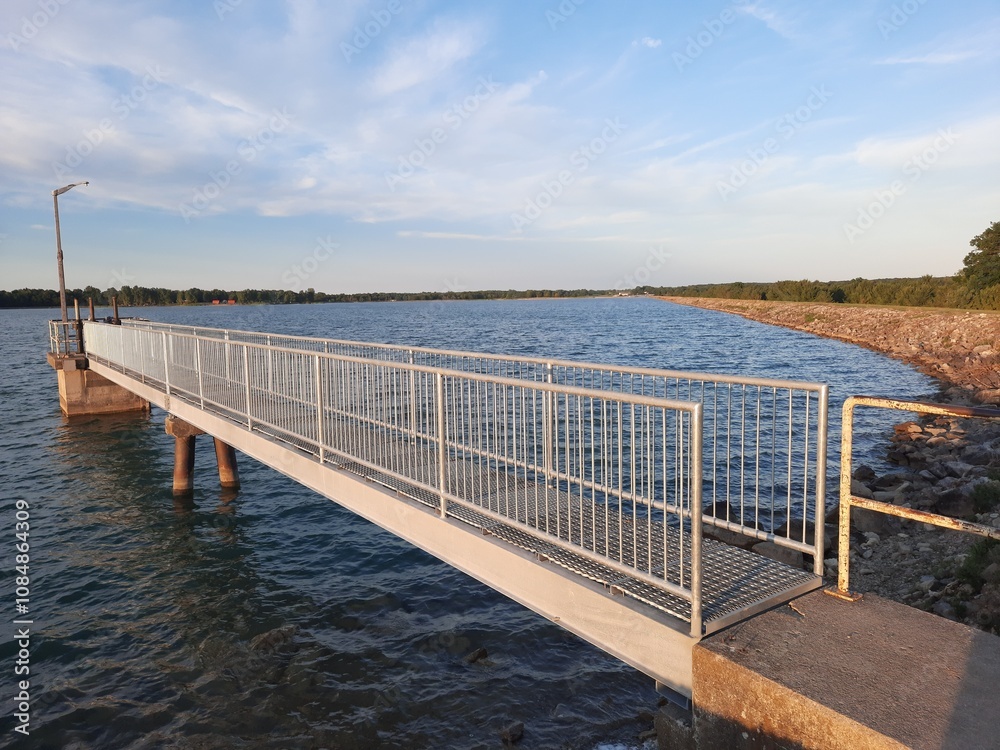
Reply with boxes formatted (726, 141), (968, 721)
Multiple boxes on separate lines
(1, 0), (998, 295)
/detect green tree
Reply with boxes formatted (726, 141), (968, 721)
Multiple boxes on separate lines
(963, 220), (1000, 291)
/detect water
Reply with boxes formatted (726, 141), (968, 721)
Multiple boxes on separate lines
(1, 297), (935, 749)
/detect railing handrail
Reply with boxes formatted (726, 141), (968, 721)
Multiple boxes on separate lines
(120, 319), (828, 393)
(83, 319), (706, 635)
(49, 319), (84, 356)
(834, 395), (1000, 599)
(113, 319), (830, 574)
(106, 322), (705, 414)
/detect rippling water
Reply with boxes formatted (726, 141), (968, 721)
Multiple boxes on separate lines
(1, 298), (935, 749)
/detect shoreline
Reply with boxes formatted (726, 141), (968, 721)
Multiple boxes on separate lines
(658, 296), (1000, 404)
(658, 296), (1000, 634)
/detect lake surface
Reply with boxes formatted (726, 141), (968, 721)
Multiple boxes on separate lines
(1, 297), (935, 749)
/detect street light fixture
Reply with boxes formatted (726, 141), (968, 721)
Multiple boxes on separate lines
(53, 181), (89, 323)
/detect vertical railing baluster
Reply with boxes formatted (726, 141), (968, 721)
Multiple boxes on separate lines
(436, 372), (447, 518)
(408, 350), (417, 442)
(315, 354), (325, 463)
(243, 346), (252, 430)
(689, 403), (703, 639)
(196, 338), (204, 408)
(162, 331), (170, 395)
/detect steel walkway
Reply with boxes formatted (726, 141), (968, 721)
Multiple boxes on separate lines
(73, 319), (827, 698)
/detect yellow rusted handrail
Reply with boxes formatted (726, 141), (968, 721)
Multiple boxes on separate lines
(831, 395), (1000, 601)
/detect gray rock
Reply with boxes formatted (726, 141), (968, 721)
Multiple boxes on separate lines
(935, 489), (974, 519)
(850, 479), (874, 499)
(703, 526), (755, 549)
(962, 444), (995, 466)
(873, 472), (910, 489)
(501, 721), (524, 745)
(852, 464), (876, 483)
(944, 461), (975, 478)
(932, 600), (956, 619)
(853, 507), (889, 534)
(751, 541), (804, 569)
(464, 646), (488, 664)
(983, 563), (1000, 584)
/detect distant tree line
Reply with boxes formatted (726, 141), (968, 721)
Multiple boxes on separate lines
(5, 220), (997, 311)
(650, 220), (1000, 311)
(0, 285), (607, 309)
(646, 275), (973, 307)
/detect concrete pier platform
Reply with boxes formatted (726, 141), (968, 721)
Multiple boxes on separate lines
(662, 589), (1000, 749)
(47, 353), (149, 416)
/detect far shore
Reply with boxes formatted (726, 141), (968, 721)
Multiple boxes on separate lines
(658, 296), (1000, 405)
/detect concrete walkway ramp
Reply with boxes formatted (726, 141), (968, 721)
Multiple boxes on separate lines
(666, 589), (1000, 749)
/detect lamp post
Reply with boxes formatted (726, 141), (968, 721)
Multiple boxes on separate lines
(53, 181), (89, 323)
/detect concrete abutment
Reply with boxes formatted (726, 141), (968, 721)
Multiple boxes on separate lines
(48, 353), (150, 416)
(656, 589), (1000, 749)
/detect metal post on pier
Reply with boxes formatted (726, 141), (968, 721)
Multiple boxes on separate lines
(73, 299), (84, 354)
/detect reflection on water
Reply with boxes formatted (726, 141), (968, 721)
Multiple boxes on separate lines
(1, 299), (935, 748)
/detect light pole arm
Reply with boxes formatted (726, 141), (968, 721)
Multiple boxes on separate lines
(51, 181), (88, 325)
(54, 192), (67, 323)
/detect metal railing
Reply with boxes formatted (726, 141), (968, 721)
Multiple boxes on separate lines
(833, 395), (1000, 599)
(84, 320), (707, 635)
(49, 319), (84, 356)
(122, 319), (829, 571)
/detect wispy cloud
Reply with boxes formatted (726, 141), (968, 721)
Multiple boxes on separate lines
(737, 2), (799, 40)
(876, 51), (979, 65)
(370, 21), (486, 97)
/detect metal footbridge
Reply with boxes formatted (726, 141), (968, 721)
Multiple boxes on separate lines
(72, 319), (829, 698)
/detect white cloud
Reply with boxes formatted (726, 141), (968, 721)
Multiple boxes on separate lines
(877, 51), (978, 65)
(370, 21), (486, 97)
(737, 2), (798, 39)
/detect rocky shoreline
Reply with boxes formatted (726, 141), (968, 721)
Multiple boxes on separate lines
(659, 296), (1000, 634)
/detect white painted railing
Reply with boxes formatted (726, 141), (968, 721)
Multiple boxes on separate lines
(123, 320), (829, 570)
(84, 320), (707, 636)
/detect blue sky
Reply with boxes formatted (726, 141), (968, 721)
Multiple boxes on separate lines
(1, 0), (998, 294)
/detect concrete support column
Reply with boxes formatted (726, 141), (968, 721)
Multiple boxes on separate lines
(213, 437), (240, 490)
(165, 415), (205, 497)
(172, 435), (197, 496)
